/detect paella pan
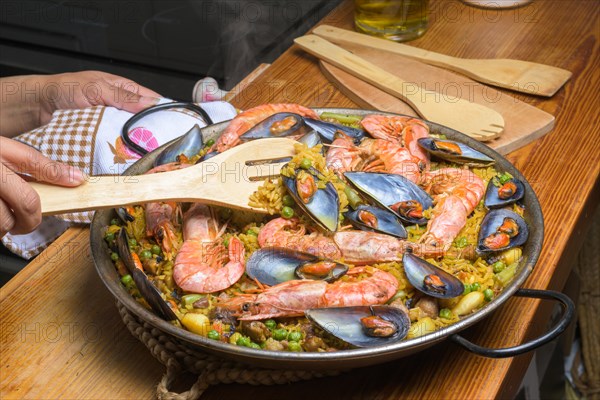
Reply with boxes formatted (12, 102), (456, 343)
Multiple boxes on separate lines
(91, 104), (572, 369)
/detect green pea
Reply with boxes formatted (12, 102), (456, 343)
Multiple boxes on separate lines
(288, 331), (302, 342)
(140, 250), (152, 260)
(439, 308), (452, 319)
(492, 261), (506, 274)
(205, 138), (215, 147)
(105, 232), (115, 242)
(455, 237), (468, 248)
(121, 274), (133, 288)
(236, 336), (251, 347)
(264, 319), (277, 330)
(207, 330), (220, 340)
(463, 284), (472, 295)
(248, 342), (261, 350)
(300, 158), (312, 169)
(128, 238), (137, 247)
(282, 194), (295, 207)
(110, 218), (119, 226)
(287, 341), (302, 352)
(273, 328), (288, 341)
(471, 282), (481, 292)
(246, 229), (258, 237)
(151, 245), (161, 255)
(110, 252), (119, 262)
(281, 206), (294, 219)
(484, 289), (494, 302)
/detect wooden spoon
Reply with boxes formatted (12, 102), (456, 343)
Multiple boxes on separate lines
(30, 138), (297, 215)
(313, 25), (571, 97)
(295, 35), (504, 140)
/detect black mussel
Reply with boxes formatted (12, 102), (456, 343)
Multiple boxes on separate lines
(344, 172), (433, 225)
(418, 137), (494, 166)
(116, 206), (135, 223)
(344, 205), (407, 239)
(154, 124), (204, 167)
(282, 166), (339, 231)
(298, 130), (323, 148)
(246, 247), (348, 286)
(484, 178), (525, 209)
(240, 113), (310, 140)
(477, 209), (529, 253)
(116, 229), (179, 321)
(305, 305), (410, 347)
(402, 252), (464, 298)
(303, 118), (367, 144)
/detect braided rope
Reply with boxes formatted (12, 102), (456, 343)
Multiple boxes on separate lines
(117, 302), (342, 399)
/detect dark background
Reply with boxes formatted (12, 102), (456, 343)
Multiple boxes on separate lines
(0, 0), (342, 99)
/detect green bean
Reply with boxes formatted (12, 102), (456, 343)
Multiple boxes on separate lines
(319, 112), (362, 126)
(182, 294), (203, 306)
(344, 185), (363, 209)
(495, 263), (517, 287)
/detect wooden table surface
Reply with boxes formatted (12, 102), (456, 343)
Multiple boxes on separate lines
(1, 0), (599, 398)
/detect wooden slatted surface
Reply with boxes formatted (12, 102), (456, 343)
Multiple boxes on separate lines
(1, 0), (598, 399)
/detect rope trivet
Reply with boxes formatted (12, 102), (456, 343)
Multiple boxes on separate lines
(117, 301), (343, 399)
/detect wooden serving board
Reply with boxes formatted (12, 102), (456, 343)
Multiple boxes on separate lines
(319, 43), (555, 155)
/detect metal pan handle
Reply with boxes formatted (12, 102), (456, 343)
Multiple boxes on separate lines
(450, 289), (575, 358)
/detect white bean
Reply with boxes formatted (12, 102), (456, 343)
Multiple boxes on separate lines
(452, 291), (485, 316)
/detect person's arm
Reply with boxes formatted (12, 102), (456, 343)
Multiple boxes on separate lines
(0, 71), (160, 138)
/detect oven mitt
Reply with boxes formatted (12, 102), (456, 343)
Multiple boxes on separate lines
(3, 98), (237, 259)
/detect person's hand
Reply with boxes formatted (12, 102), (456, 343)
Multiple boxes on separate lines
(0, 137), (85, 238)
(38, 70), (162, 126)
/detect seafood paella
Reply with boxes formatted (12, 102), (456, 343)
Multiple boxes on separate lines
(104, 103), (529, 352)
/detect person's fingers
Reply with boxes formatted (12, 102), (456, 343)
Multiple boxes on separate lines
(98, 81), (160, 114)
(0, 138), (85, 187)
(0, 199), (16, 238)
(0, 162), (42, 235)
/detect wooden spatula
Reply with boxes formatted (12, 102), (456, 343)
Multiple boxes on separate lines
(295, 35), (504, 140)
(313, 25), (571, 97)
(30, 138), (297, 215)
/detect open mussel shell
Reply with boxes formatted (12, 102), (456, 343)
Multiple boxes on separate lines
(484, 178), (525, 209)
(344, 205), (407, 239)
(303, 118), (367, 144)
(306, 305), (410, 348)
(154, 124), (204, 167)
(116, 229), (179, 321)
(477, 209), (529, 253)
(297, 130), (323, 148)
(282, 167), (339, 232)
(344, 172), (433, 225)
(403, 252), (464, 298)
(418, 137), (494, 166)
(246, 247), (348, 286)
(240, 112), (310, 140)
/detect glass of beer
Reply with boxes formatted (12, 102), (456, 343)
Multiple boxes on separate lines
(355, 0), (430, 42)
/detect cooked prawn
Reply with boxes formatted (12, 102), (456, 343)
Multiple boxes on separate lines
(173, 204), (245, 293)
(218, 266), (398, 320)
(361, 115), (430, 171)
(215, 103), (318, 152)
(418, 168), (485, 255)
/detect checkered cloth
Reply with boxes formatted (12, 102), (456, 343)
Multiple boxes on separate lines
(3, 99), (237, 259)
